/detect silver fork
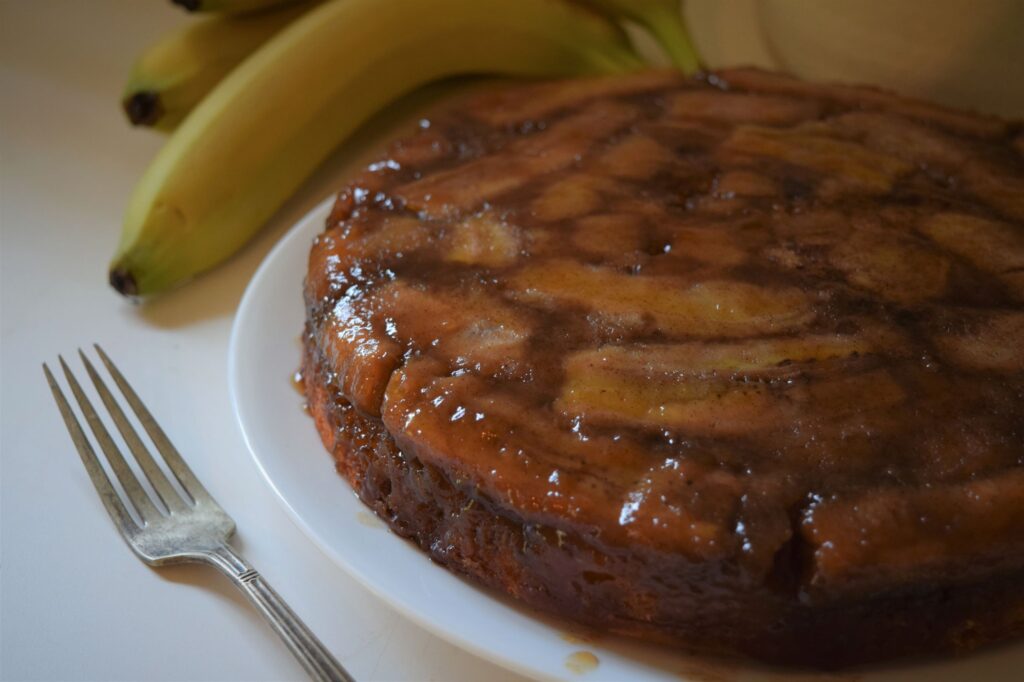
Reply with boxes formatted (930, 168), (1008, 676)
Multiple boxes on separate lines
(44, 345), (353, 682)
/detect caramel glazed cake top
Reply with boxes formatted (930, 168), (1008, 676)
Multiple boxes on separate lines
(305, 68), (1024, 658)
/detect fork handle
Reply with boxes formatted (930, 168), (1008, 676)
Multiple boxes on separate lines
(202, 543), (354, 682)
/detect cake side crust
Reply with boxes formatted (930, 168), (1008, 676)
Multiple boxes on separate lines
(302, 333), (1024, 668)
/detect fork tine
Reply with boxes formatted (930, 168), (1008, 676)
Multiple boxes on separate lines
(93, 344), (215, 507)
(58, 355), (162, 523)
(79, 350), (189, 514)
(44, 363), (139, 535)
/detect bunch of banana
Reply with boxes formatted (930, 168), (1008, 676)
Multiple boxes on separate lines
(113, 0), (699, 296)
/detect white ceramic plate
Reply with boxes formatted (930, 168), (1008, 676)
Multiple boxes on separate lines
(229, 199), (1023, 682)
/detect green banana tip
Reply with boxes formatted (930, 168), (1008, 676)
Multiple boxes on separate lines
(123, 91), (164, 127)
(109, 266), (139, 298)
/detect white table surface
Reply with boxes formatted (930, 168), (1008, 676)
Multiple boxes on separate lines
(3, 2), (1022, 681)
(0, 2), (533, 680)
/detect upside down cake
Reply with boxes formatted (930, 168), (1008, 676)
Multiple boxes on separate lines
(301, 68), (1024, 668)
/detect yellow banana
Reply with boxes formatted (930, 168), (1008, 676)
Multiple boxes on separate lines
(123, 3), (310, 131)
(583, 0), (701, 73)
(111, 0), (641, 296)
(171, 0), (303, 13)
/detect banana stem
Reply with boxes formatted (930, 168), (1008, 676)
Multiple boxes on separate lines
(643, 4), (702, 74)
